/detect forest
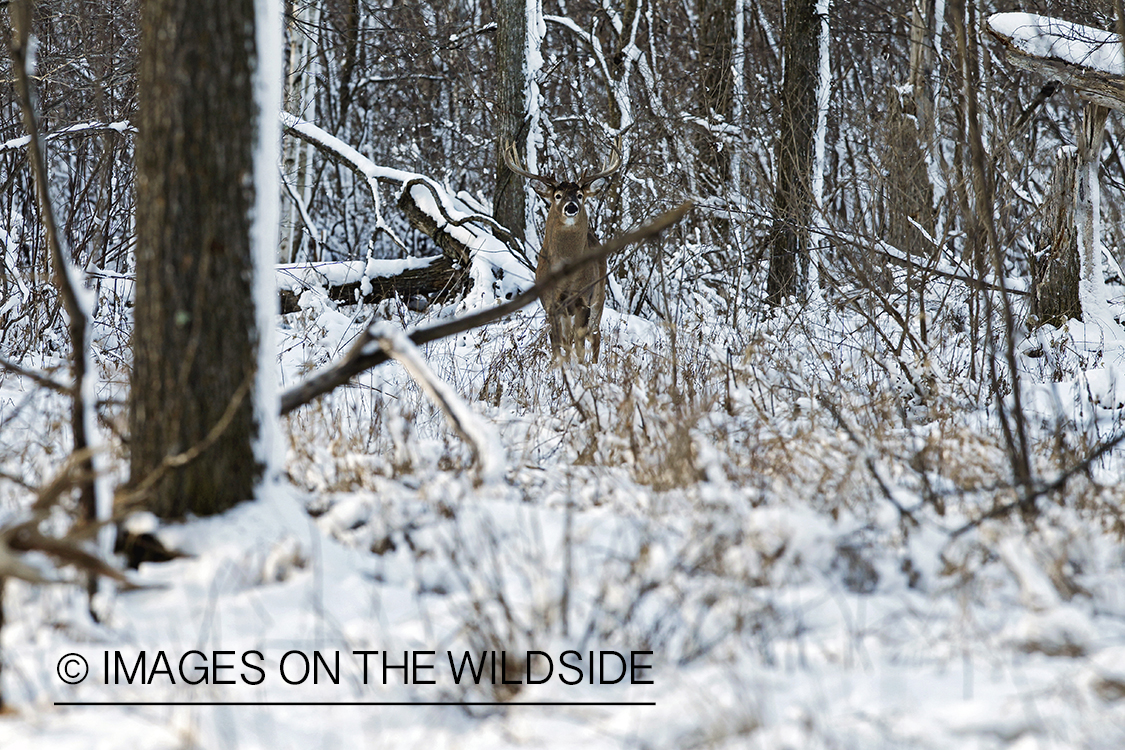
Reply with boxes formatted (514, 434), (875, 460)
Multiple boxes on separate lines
(1, 0), (1125, 747)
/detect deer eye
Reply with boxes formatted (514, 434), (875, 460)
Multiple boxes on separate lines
(554, 192), (563, 201)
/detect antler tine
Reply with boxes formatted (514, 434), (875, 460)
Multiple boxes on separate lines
(580, 137), (623, 186)
(502, 140), (554, 184)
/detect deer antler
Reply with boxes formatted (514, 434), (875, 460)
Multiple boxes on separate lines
(502, 141), (556, 185)
(579, 137), (622, 187)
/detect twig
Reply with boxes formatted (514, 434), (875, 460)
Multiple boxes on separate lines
(114, 375), (254, 512)
(950, 429), (1125, 538)
(0, 356), (70, 395)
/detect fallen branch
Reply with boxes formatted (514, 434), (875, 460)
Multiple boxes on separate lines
(372, 324), (505, 483)
(987, 13), (1125, 112)
(281, 113), (524, 267)
(280, 201), (693, 415)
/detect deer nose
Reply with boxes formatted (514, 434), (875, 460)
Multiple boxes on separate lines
(563, 201), (580, 216)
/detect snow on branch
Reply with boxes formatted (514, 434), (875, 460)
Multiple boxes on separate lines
(279, 201), (693, 415)
(279, 112), (521, 266)
(371, 322), (505, 484)
(280, 113), (534, 309)
(0, 120), (133, 154)
(988, 13), (1125, 111)
(276, 256), (465, 313)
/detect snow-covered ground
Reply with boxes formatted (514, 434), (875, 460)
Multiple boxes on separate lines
(3, 251), (1125, 749)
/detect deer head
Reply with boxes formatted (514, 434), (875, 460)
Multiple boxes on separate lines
(503, 140), (622, 361)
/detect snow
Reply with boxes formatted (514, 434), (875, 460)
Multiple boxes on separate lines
(277, 257), (440, 293)
(0, 121), (135, 155)
(524, 0), (546, 249)
(7, 266), (1125, 746)
(251, 0), (285, 479)
(370, 322), (505, 483)
(6, 8), (1125, 750)
(988, 12), (1125, 76)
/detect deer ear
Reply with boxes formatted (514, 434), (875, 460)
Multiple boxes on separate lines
(531, 181), (554, 201)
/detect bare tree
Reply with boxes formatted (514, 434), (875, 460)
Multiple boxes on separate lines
(767, 0), (819, 304)
(696, 0), (735, 186)
(129, 0), (270, 517)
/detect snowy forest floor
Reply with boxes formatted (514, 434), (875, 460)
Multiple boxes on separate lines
(2, 267), (1125, 749)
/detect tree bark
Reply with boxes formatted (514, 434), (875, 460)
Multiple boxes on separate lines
(987, 24), (1125, 113)
(1031, 147), (1081, 326)
(1076, 102), (1109, 316)
(130, 0), (264, 518)
(883, 89), (935, 256)
(493, 0), (529, 241)
(881, 0), (937, 257)
(697, 0), (735, 184)
(767, 0), (818, 305)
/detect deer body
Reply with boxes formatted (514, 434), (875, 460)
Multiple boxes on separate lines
(504, 143), (620, 361)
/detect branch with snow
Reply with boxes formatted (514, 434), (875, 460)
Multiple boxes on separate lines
(371, 323), (505, 484)
(0, 120), (133, 155)
(280, 113), (524, 267)
(8, 1), (102, 554)
(276, 255), (466, 313)
(988, 13), (1125, 112)
(279, 201), (693, 415)
(0, 447), (130, 587)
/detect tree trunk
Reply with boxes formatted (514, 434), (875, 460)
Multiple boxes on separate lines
(130, 0), (264, 518)
(1077, 101), (1109, 317)
(767, 0), (818, 305)
(883, 89), (935, 255)
(908, 0), (939, 149)
(1031, 147), (1081, 326)
(697, 0), (735, 184)
(493, 0), (529, 241)
(280, 1), (320, 264)
(882, 0), (937, 256)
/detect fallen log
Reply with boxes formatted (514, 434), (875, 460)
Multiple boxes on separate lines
(276, 255), (468, 314)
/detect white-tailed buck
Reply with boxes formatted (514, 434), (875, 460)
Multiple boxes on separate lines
(504, 141), (622, 361)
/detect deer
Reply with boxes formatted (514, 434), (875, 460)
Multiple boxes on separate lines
(503, 140), (622, 362)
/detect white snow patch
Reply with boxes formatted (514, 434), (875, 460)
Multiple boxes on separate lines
(989, 12), (1125, 76)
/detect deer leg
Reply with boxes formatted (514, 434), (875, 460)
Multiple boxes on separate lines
(572, 300), (592, 361)
(548, 313), (565, 359)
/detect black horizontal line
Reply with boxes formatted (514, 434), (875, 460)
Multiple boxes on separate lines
(54, 701), (656, 707)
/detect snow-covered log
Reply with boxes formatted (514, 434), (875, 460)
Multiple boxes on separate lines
(276, 256), (466, 313)
(987, 13), (1125, 112)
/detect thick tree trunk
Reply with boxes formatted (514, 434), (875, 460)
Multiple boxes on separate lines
(882, 0), (937, 257)
(767, 0), (818, 304)
(130, 0), (264, 518)
(883, 89), (935, 256)
(493, 0), (529, 241)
